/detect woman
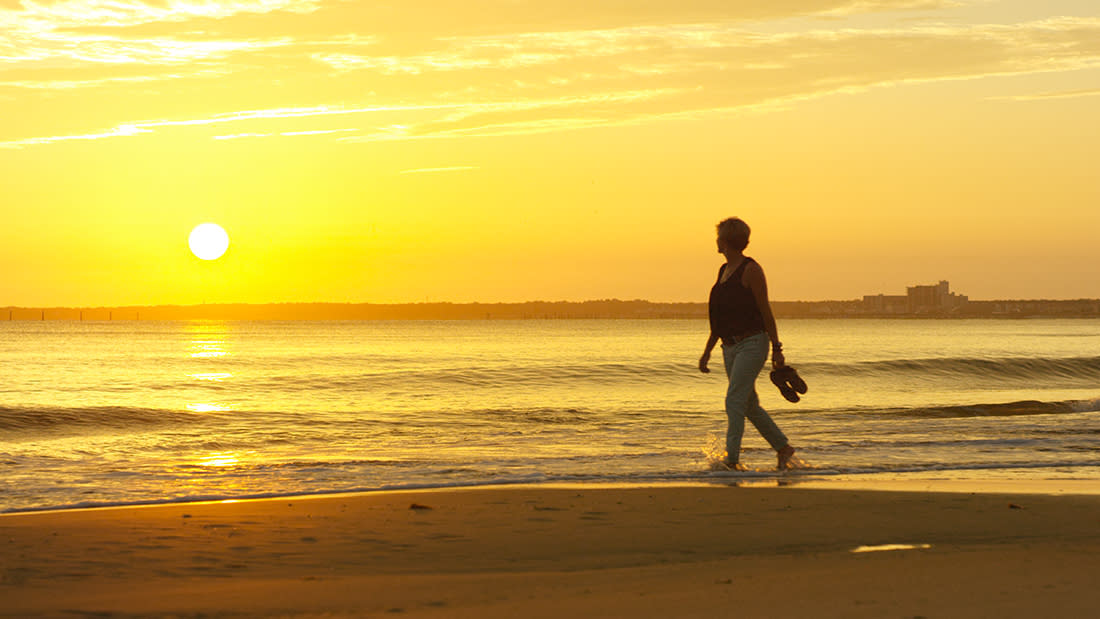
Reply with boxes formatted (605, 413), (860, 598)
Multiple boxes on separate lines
(698, 217), (796, 470)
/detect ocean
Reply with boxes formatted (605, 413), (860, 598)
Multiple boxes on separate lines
(2, 318), (1098, 513)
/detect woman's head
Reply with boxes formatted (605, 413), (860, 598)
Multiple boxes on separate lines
(716, 217), (750, 252)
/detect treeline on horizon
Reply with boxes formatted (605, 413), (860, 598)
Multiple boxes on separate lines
(4, 298), (1100, 320)
(1, 300), (697, 321)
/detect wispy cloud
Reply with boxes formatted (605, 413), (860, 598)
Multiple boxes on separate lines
(0, 68), (225, 89)
(990, 88), (1100, 101)
(1, 0), (321, 30)
(1, 89), (681, 147)
(1, 123), (151, 147)
(816, 0), (962, 18)
(1, 30), (291, 68)
(4, 2), (1100, 148)
(0, 0), (960, 75)
(0, 0), (314, 74)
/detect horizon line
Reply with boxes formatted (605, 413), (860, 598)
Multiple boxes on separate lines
(5, 296), (1100, 310)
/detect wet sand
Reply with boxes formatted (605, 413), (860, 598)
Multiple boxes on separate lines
(2, 485), (1099, 617)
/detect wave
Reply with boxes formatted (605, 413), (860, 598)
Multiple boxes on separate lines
(870, 398), (1100, 419)
(175, 355), (1100, 393)
(3, 395), (1097, 436)
(808, 355), (1100, 382)
(0, 405), (209, 433)
(242, 361), (698, 392)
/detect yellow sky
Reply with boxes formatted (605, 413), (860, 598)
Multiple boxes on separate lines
(2, 0), (1098, 305)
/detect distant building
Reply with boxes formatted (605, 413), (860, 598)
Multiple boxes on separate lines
(907, 281), (968, 312)
(863, 281), (968, 314)
(862, 294), (909, 314)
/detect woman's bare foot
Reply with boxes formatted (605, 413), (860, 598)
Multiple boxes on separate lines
(718, 459), (748, 472)
(777, 445), (796, 470)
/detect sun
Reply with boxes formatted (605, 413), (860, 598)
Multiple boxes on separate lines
(189, 223), (230, 261)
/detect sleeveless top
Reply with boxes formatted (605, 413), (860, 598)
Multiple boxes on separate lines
(708, 257), (765, 344)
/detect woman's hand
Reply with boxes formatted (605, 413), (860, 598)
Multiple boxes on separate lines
(771, 349), (786, 370)
(698, 350), (711, 373)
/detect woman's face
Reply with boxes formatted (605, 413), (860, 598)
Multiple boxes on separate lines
(716, 236), (726, 253)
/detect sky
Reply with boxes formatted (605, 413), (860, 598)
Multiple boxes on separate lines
(2, 0), (1098, 306)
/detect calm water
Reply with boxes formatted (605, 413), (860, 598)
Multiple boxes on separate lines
(2, 319), (1098, 512)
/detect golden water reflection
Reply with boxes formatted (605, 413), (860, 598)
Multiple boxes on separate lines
(184, 322), (233, 414)
(190, 342), (228, 358)
(188, 372), (233, 381)
(186, 402), (231, 413)
(184, 322), (231, 359)
(198, 452), (241, 467)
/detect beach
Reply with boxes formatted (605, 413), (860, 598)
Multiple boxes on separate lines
(4, 484), (1099, 617)
(7, 0), (1100, 613)
(3, 320), (1097, 616)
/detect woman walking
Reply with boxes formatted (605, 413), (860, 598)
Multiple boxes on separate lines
(699, 217), (797, 470)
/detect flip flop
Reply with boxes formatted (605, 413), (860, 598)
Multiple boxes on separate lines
(769, 366), (807, 403)
(769, 367), (799, 402)
(787, 367), (808, 395)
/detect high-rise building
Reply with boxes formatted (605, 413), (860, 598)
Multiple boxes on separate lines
(863, 281), (968, 313)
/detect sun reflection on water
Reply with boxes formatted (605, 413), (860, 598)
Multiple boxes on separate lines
(188, 372), (232, 381)
(198, 452), (241, 467)
(184, 322), (231, 359)
(186, 402), (231, 413)
(184, 322), (234, 414)
(190, 342), (228, 359)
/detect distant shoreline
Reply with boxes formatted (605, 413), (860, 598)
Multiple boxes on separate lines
(3, 299), (1100, 320)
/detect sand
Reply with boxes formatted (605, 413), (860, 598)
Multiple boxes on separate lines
(3, 484), (1099, 618)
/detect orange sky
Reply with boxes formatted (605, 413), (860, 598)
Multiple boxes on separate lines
(2, 0), (1099, 305)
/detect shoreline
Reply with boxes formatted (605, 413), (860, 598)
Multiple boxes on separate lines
(5, 474), (1100, 518)
(3, 484), (1098, 617)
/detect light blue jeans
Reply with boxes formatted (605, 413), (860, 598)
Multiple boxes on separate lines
(721, 332), (789, 464)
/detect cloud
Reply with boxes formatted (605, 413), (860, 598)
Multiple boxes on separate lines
(0, 89), (680, 147)
(4, 4), (1100, 148)
(816, 0), (962, 18)
(0, 71), (189, 89)
(0, 0), (957, 74)
(37, 1), (959, 37)
(2, 0), (321, 30)
(0, 122), (150, 146)
(326, 17), (1100, 140)
(0, 0), (315, 73)
(990, 87), (1100, 101)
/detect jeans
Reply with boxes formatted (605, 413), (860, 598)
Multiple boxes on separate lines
(721, 332), (788, 464)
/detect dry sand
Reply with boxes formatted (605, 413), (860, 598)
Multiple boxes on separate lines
(2, 484), (1099, 618)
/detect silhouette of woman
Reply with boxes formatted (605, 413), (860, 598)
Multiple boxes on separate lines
(699, 217), (796, 470)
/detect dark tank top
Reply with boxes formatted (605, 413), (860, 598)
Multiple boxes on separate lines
(708, 257), (765, 344)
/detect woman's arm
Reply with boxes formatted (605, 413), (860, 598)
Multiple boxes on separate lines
(699, 331), (720, 373)
(744, 262), (785, 369)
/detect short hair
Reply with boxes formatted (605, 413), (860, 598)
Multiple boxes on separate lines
(716, 217), (750, 251)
